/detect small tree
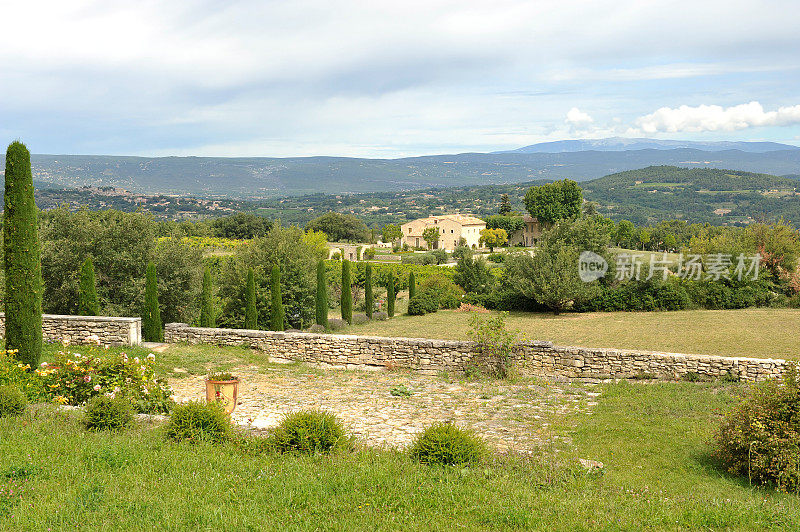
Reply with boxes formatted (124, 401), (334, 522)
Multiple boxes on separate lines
(78, 257), (100, 316)
(269, 265), (285, 331)
(199, 266), (214, 328)
(364, 262), (373, 319)
(468, 312), (518, 378)
(408, 271), (416, 300)
(479, 228), (508, 252)
(387, 273), (396, 318)
(382, 223), (403, 245)
(499, 193), (512, 215)
(315, 260), (328, 328)
(341, 260), (353, 324)
(422, 227), (440, 250)
(244, 268), (257, 329)
(4, 141), (43, 367)
(524, 179), (583, 225)
(142, 262), (162, 342)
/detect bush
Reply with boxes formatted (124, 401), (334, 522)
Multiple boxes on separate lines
(166, 401), (231, 444)
(327, 318), (346, 330)
(487, 252), (505, 263)
(307, 324), (326, 333)
(419, 276), (464, 309)
(408, 290), (440, 316)
(271, 410), (348, 454)
(713, 365), (800, 492)
(409, 423), (487, 466)
(0, 385), (27, 417)
(352, 312), (370, 325)
(84, 395), (134, 431)
(373, 311), (388, 321)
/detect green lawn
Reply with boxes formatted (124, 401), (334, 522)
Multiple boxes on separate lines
(2, 378), (798, 530)
(341, 308), (800, 360)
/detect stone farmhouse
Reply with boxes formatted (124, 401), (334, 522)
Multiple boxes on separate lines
(401, 214), (485, 251)
(507, 214), (544, 247)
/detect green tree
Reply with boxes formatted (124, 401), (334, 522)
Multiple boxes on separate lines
(211, 213), (272, 239)
(78, 257), (99, 316)
(499, 193), (512, 215)
(244, 268), (257, 329)
(315, 260), (328, 328)
(453, 255), (495, 295)
(382, 223), (403, 244)
(387, 273), (396, 318)
(614, 220), (636, 248)
(4, 141), (43, 367)
(638, 229), (652, 250)
(341, 260), (353, 324)
(422, 227), (440, 249)
(408, 271), (416, 300)
(142, 262), (162, 341)
(479, 228), (508, 252)
(306, 212), (370, 243)
(523, 180), (583, 225)
(269, 265), (285, 331)
(199, 266), (214, 327)
(364, 262), (374, 319)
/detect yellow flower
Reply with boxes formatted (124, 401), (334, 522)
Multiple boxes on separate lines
(53, 396), (68, 405)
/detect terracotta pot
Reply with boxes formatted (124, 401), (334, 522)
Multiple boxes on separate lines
(204, 378), (239, 414)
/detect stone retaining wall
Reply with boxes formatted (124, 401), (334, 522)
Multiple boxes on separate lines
(164, 322), (788, 382)
(0, 313), (141, 346)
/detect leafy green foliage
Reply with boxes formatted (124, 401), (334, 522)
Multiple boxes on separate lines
(306, 212), (370, 243)
(479, 228), (508, 251)
(142, 262), (162, 342)
(244, 268), (257, 329)
(166, 401), (231, 444)
(84, 395), (134, 431)
(269, 265), (285, 331)
(199, 266), (214, 328)
(78, 257), (99, 316)
(315, 260), (328, 328)
(467, 312), (518, 378)
(524, 179), (583, 224)
(386, 273), (395, 318)
(713, 365), (800, 492)
(453, 254), (495, 295)
(210, 213), (272, 239)
(341, 260), (353, 324)
(408, 271), (416, 300)
(0, 385), (27, 418)
(364, 262), (373, 319)
(485, 214), (524, 234)
(3, 141), (43, 368)
(382, 223), (403, 244)
(422, 227), (440, 249)
(409, 423), (487, 466)
(271, 410), (348, 454)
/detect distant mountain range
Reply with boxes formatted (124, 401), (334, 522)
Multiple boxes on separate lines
(497, 137), (800, 154)
(2, 138), (800, 198)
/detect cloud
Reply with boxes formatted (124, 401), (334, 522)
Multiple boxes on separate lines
(566, 107), (593, 125)
(632, 101), (800, 134)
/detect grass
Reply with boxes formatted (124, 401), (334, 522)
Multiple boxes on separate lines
(340, 308), (800, 360)
(2, 380), (799, 529)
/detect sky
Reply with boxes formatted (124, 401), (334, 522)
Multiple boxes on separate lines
(1, 0), (799, 158)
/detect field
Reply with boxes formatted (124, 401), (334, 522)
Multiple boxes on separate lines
(341, 308), (800, 360)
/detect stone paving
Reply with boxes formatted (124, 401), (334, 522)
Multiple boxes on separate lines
(168, 363), (600, 452)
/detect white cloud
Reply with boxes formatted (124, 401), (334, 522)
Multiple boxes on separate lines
(566, 107), (593, 125)
(632, 101), (800, 134)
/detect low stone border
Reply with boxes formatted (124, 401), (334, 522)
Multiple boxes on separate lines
(164, 322), (790, 382)
(0, 313), (141, 346)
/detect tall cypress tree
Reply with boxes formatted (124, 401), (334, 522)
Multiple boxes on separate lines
(199, 266), (214, 328)
(4, 141), (42, 367)
(364, 262), (373, 319)
(387, 273), (396, 318)
(315, 260), (328, 328)
(269, 265), (285, 331)
(408, 271), (416, 300)
(341, 260), (352, 324)
(142, 261), (162, 342)
(78, 257), (99, 316)
(244, 268), (257, 329)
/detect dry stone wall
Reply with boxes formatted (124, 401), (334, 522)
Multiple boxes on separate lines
(164, 322), (788, 382)
(0, 313), (141, 346)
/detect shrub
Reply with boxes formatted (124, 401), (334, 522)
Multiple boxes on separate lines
(84, 395), (134, 431)
(487, 252), (505, 263)
(307, 324), (326, 333)
(352, 313), (370, 325)
(408, 292), (440, 316)
(362, 247), (376, 260)
(373, 311), (388, 321)
(467, 312), (518, 378)
(409, 423), (487, 466)
(419, 276), (464, 309)
(4, 141), (43, 368)
(0, 385), (27, 417)
(327, 318), (346, 330)
(713, 365), (800, 492)
(166, 401), (231, 444)
(271, 410), (348, 454)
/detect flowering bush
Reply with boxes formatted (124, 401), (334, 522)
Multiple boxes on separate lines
(0, 350), (46, 401)
(36, 351), (172, 414)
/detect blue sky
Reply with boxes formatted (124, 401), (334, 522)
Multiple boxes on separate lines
(1, 0), (799, 157)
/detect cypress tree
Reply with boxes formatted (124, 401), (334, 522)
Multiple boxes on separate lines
(387, 273), (396, 318)
(3, 141), (42, 367)
(78, 257), (99, 316)
(142, 262), (162, 342)
(364, 262), (373, 319)
(315, 260), (328, 328)
(199, 266), (214, 328)
(244, 268), (257, 329)
(408, 271), (416, 300)
(269, 265), (285, 331)
(341, 260), (352, 324)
